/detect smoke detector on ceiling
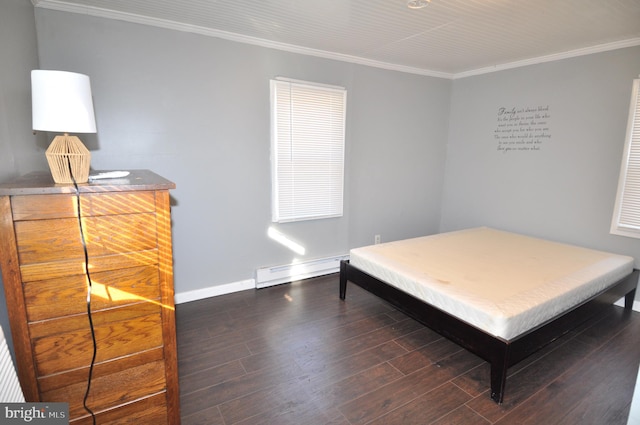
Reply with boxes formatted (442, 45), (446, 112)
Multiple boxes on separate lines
(407, 0), (430, 9)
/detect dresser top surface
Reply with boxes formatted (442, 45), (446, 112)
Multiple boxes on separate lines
(0, 170), (175, 195)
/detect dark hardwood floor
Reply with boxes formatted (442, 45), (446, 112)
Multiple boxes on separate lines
(176, 274), (640, 425)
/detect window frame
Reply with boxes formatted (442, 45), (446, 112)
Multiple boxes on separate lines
(611, 78), (640, 238)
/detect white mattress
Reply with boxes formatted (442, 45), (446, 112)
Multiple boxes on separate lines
(349, 227), (634, 340)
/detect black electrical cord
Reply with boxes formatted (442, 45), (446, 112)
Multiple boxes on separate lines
(70, 166), (97, 425)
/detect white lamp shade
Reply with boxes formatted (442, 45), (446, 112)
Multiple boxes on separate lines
(31, 70), (97, 133)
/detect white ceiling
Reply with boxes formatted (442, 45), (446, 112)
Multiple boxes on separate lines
(32, 0), (640, 79)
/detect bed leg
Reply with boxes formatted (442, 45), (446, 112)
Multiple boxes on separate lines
(625, 288), (636, 310)
(339, 260), (348, 300)
(490, 360), (508, 404)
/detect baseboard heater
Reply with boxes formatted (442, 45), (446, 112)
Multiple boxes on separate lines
(0, 325), (24, 402)
(256, 254), (349, 289)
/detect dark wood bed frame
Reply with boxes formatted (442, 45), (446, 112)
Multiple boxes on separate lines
(339, 260), (638, 404)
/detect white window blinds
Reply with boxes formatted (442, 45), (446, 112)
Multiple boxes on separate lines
(611, 79), (640, 238)
(271, 79), (346, 223)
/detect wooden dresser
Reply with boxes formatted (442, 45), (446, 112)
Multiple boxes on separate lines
(0, 170), (180, 424)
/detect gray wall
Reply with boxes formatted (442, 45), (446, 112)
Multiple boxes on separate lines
(349, 68), (449, 245)
(0, 0), (45, 184)
(0, 0), (43, 365)
(32, 9), (450, 294)
(442, 47), (640, 303)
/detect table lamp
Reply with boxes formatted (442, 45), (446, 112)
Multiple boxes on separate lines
(31, 70), (97, 184)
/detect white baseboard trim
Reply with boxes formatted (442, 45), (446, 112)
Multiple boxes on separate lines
(174, 278), (255, 304)
(614, 297), (640, 312)
(256, 254), (349, 289)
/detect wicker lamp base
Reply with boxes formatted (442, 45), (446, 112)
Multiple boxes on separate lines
(45, 134), (91, 184)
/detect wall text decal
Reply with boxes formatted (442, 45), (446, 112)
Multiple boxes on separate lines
(494, 105), (550, 153)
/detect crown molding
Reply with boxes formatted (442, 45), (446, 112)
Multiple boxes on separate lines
(33, 0), (640, 80)
(453, 38), (640, 79)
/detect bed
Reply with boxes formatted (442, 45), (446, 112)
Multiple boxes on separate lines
(339, 227), (638, 403)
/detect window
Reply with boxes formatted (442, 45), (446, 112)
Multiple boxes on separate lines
(270, 78), (346, 223)
(611, 78), (640, 238)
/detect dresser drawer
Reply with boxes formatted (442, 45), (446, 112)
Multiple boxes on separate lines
(15, 213), (158, 266)
(24, 265), (161, 322)
(11, 191), (158, 221)
(42, 359), (167, 420)
(62, 392), (169, 425)
(30, 305), (163, 376)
